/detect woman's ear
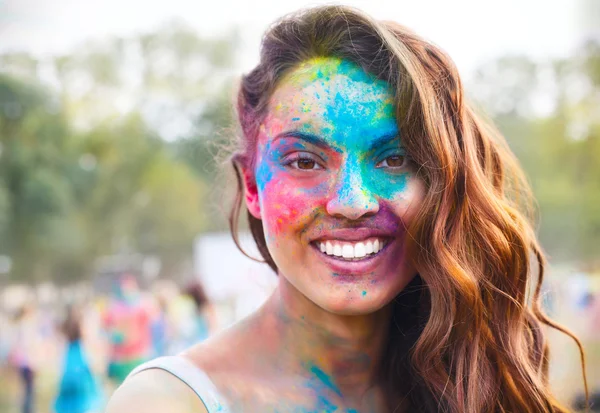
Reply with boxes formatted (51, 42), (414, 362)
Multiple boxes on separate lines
(241, 167), (261, 220)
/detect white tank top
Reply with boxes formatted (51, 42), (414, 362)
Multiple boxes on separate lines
(127, 356), (230, 412)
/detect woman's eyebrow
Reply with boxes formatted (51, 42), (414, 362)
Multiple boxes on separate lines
(272, 131), (331, 150)
(272, 130), (400, 152)
(368, 134), (401, 152)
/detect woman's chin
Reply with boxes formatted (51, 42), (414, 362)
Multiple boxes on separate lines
(312, 290), (393, 316)
(302, 268), (418, 316)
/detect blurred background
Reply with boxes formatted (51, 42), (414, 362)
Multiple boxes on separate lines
(0, 0), (599, 412)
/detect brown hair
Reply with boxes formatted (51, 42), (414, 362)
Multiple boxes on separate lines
(228, 5), (587, 412)
(184, 281), (210, 311)
(62, 304), (82, 343)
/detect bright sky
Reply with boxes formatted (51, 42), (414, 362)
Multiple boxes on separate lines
(0, 0), (587, 80)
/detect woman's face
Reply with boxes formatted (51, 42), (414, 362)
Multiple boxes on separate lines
(245, 57), (426, 315)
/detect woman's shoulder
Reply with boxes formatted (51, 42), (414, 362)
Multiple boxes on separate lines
(105, 364), (209, 413)
(106, 329), (246, 413)
(180, 319), (276, 404)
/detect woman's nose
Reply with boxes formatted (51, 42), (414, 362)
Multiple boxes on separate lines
(325, 166), (379, 220)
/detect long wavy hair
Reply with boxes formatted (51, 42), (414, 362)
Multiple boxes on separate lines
(227, 5), (587, 412)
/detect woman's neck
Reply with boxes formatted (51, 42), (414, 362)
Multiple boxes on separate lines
(255, 276), (392, 402)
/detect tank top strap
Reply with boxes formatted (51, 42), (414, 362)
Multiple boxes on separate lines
(127, 356), (229, 412)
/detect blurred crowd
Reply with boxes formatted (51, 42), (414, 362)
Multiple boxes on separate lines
(1, 269), (600, 412)
(0, 274), (217, 413)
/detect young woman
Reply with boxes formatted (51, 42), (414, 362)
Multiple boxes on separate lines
(107, 5), (586, 413)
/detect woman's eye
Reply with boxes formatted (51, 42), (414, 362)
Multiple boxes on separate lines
(376, 154), (407, 169)
(296, 159), (317, 170)
(286, 156), (324, 170)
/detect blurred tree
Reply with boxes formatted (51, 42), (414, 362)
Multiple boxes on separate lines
(470, 40), (600, 264)
(0, 52), (39, 79)
(73, 114), (207, 280)
(173, 82), (237, 231)
(0, 74), (79, 282)
(0, 22), (239, 283)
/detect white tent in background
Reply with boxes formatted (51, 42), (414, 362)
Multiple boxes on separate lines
(193, 232), (277, 326)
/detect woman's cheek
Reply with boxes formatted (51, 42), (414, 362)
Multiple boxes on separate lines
(260, 171), (328, 238)
(369, 170), (410, 202)
(369, 172), (425, 223)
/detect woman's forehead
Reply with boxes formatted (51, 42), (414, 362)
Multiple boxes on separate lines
(264, 57), (398, 145)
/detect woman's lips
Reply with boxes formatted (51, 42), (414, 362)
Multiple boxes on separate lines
(310, 238), (394, 276)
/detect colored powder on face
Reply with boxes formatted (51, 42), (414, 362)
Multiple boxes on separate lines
(332, 153), (376, 211)
(370, 168), (409, 200)
(323, 68), (396, 145)
(362, 291), (367, 297)
(297, 59), (407, 205)
(256, 57), (413, 246)
(255, 141), (274, 194)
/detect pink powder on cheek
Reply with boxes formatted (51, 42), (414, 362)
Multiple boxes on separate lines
(257, 99), (331, 239)
(260, 174), (327, 237)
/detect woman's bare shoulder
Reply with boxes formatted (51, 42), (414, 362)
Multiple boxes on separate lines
(105, 368), (209, 413)
(105, 326), (253, 413)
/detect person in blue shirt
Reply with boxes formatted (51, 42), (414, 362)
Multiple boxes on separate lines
(54, 304), (104, 413)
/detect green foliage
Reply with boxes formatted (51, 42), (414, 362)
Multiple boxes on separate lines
(0, 24), (238, 284)
(0, 74), (76, 281)
(470, 41), (600, 263)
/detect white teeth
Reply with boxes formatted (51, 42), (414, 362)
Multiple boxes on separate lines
(317, 238), (386, 260)
(333, 244), (342, 256)
(342, 244), (354, 258)
(354, 242), (366, 258)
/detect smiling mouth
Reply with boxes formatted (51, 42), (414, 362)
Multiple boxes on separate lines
(311, 237), (390, 262)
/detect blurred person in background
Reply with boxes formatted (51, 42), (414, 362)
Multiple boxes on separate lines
(181, 281), (217, 346)
(8, 301), (41, 413)
(579, 289), (600, 410)
(149, 292), (171, 358)
(53, 303), (104, 413)
(165, 281), (217, 356)
(0, 309), (11, 363)
(107, 5), (587, 413)
(103, 273), (153, 386)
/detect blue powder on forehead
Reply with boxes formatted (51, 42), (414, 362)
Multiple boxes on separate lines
(258, 57), (410, 206)
(310, 60), (398, 148)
